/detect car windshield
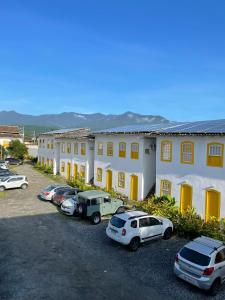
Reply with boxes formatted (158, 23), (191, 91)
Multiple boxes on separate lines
(110, 216), (126, 228)
(0, 177), (9, 182)
(180, 247), (211, 266)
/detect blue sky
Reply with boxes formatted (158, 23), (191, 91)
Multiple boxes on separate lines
(0, 0), (225, 121)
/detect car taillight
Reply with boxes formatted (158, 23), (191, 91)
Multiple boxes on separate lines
(175, 254), (179, 263)
(203, 267), (214, 276)
(44, 192), (50, 196)
(122, 229), (126, 236)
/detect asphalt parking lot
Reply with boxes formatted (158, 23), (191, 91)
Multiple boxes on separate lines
(0, 164), (225, 300)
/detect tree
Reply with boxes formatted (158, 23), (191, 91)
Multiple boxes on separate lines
(7, 140), (28, 159)
(0, 145), (6, 159)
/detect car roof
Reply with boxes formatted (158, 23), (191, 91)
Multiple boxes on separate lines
(115, 210), (148, 221)
(184, 236), (224, 256)
(78, 190), (110, 199)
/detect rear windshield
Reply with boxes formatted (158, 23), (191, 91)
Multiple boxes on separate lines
(44, 185), (57, 192)
(56, 189), (69, 195)
(110, 216), (126, 228)
(180, 247), (210, 266)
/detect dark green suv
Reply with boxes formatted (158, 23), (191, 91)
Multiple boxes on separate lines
(77, 190), (124, 224)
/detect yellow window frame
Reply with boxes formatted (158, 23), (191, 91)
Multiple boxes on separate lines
(67, 143), (71, 154)
(160, 140), (172, 162)
(61, 162), (65, 172)
(207, 142), (224, 168)
(160, 180), (172, 196)
(74, 142), (78, 155)
(80, 165), (86, 178)
(118, 172), (125, 188)
(119, 142), (126, 158)
(107, 142), (113, 156)
(81, 143), (86, 156)
(97, 142), (103, 155)
(180, 141), (194, 164)
(131, 143), (139, 159)
(97, 168), (102, 182)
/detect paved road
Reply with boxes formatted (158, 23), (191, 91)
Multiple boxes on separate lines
(0, 164), (224, 300)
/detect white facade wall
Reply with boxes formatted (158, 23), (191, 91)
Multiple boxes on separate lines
(156, 136), (225, 219)
(37, 137), (56, 168)
(59, 139), (94, 183)
(94, 135), (156, 200)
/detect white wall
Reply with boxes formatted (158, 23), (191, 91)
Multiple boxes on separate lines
(156, 136), (225, 218)
(94, 135), (156, 200)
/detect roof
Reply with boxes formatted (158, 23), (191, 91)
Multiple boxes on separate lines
(185, 236), (224, 256)
(38, 128), (93, 139)
(0, 125), (22, 138)
(78, 190), (109, 199)
(116, 210), (148, 221)
(94, 119), (225, 136)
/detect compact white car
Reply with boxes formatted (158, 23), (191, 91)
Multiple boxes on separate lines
(40, 184), (69, 201)
(0, 175), (28, 191)
(60, 196), (78, 216)
(106, 210), (173, 251)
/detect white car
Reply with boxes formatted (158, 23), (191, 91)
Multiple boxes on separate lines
(106, 210), (173, 251)
(40, 184), (69, 201)
(0, 175), (28, 191)
(60, 196), (78, 216)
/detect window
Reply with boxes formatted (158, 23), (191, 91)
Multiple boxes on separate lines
(74, 142), (78, 155)
(215, 250), (225, 264)
(131, 143), (139, 159)
(61, 143), (65, 153)
(207, 143), (224, 167)
(67, 143), (71, 154)
(179, 247), (210, 266)
(149, 217), (161, 226)
(97, 168), (102, 182)
(81, 143), (86, 155)
(107, 142), (113, 156)
(160, 141), (172, 162)
(160, 180), (171, 196)
(97, 142), (103, 155)
(139, 217), (150, 227)
(61, 162), (65, 172)
(131, 220), (137, 228)
(104, 198), (111, 203)
(51, 141), (54, 149)
(110, 216), (126, 228)
(181, 142), (194, 164)
(119, 142), (126, 158)
(47, 140), (50, 149)
(80, 165), (85, 178)
(118, 172), (125, 188)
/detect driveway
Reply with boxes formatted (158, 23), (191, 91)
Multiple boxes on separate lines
(0, 164), (224, 300)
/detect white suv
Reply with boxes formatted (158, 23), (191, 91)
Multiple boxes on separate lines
(0, 176), (28, 191)
(106, 210), (173, 251)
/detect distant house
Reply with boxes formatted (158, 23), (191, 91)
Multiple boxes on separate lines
(0, 125), (23, 149)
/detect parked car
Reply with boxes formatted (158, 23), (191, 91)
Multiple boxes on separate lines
(0, 175), (28, 191)
(61, 196), (79, 216)
(0, 170), (17, 177)
(40, 184), (69, 201)
(174, 236), (225, 296)
(77, 190), (124, 225)
(106, 210), (173, 251)
(5, 158), (23, 165)
(52, 187), (83, 206)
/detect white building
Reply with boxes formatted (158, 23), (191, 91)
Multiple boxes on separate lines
(93, 129), (156, 200)
(37, 128), (94, 183)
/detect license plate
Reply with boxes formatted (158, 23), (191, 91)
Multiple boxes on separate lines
(182, 274), (195, 284)
(110, 227), (118, 234)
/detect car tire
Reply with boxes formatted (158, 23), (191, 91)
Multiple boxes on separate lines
(116, 206), (126, 214)
(128, 237), (140, 251)
(208, 278), (221, 296)
(0, 186), (5, 192)
(91, 212), (101, 225)
(163, 227), (172, 240)
(21, 184), (28, 190)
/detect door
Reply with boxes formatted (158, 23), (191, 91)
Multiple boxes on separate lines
(180, 184), (192, 213)
(106, 170), (112, 191)
(205, 190), (220, 221)
(67, 162), (71, 180)
(5, 178), (18, 189)
(130, 175), (138, 200)
(74, 163), (78, 179)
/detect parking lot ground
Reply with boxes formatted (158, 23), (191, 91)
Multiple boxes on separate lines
(0, 164), (225, 300)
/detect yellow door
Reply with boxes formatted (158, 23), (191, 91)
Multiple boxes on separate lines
(67, 162), (71, 180)
(205, 190), (220, 221)
(180, 184), (192, 213)
(130, 175), (138, 200)
(74, 163), (78, 178)
(106, 170), (112, 191)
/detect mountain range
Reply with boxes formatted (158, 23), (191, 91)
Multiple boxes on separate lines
(0, 111), (171, 132)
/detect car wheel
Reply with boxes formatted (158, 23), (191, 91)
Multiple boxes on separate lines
(116, 206), (126, 214)
(21, 184), (28, 190)
(91, 212), (101, 225)
(0, 186), (5, 192)
(208, 279), (221, 296)
(128, 237), (140, 251)
(163, 227), (172, 240)
(73, 208), (79, 216)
